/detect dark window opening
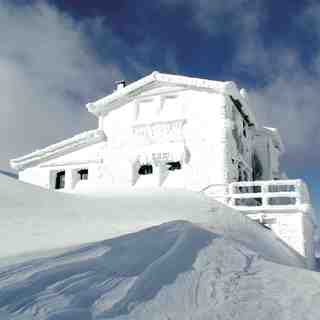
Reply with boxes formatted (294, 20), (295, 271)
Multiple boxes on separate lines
(138, 164), (153, 175)
(166, 161), (181, 171)
(55, 171), (65, 189)
(78, 169), (88, 180)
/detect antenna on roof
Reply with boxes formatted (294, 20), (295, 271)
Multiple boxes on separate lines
(115, 80), (126, 91)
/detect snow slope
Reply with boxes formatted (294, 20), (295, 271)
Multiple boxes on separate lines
(1, 173), (320, 319)
(0, 222), (320, 320)
(0, 174), (304, 268)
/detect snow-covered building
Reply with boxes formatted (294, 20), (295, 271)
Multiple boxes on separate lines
(10, 72), (316, 267)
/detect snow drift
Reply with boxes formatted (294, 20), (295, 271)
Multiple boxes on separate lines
(1, 172), (319, 319)
(0, 221), (320, 320)
(0, 174), (305, 268)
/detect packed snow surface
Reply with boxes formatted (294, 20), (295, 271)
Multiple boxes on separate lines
(0, 174), (304, 267)
(1, 222), (320, 320)
(1, 173), (319, 319)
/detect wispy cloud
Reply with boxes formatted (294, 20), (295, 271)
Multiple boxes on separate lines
(0, 1), (123, 170)
(2, 0), (320, 177)
(246, 4), (320, 171)
(161, 0), (320, 171)
(251, 73), (320, 168)
(160, 0), (260, 36)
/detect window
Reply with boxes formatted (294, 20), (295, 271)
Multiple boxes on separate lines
(161, 96), (181, 119)
(55, 171), (65, 189)
(78, 169), (88, 180)
(138, 164), (153, 175)
(137, 100), (156, 122)
(166, 161), (181, 171)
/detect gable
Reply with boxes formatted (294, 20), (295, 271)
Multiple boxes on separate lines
(86, 72), (239, 114)
(86, 71), (256, 129)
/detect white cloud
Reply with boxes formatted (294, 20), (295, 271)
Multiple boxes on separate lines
(169, 0), (320, 171)
(247, 4), (320, 171)
(2, 0), (320, 177)
(162, 0), (320, 171)
(0, 1), (123, 170)
(250, 73), (320, 168)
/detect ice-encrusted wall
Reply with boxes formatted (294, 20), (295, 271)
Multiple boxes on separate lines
(224, 97), (254, 183)
(99, 87), (229, 190)
(19, 142), (106, 189)
(18, 87), (233, 191)
(17, 84), (283, 193)
(252, 129), (282, 180)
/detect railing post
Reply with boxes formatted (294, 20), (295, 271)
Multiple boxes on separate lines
(228, 183), (235, 206)
(223, 184), (229, 205)
(295, 180), (302, 206)
(262, 182), (269, 208)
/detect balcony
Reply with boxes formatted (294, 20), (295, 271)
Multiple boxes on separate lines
(203, 179), (311, 213)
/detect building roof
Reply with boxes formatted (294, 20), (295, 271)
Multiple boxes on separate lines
(86, 71), (256, 124)
(11, 130), (106, 171)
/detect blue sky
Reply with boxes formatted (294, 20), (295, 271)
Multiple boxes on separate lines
(1, 0), (320, 213)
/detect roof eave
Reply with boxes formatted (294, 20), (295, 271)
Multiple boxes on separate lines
(86, 72), (159, 116)
(86, 72), (242, 117)
(10, 130), (106, 171)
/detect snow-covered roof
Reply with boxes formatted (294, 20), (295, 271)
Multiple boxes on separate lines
(86, 71), (256, 124)
(10, 130), (106, 171)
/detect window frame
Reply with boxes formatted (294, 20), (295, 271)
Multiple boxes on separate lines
(138, 164), (153, 175)
(78, 168), (88, 181)
(166, 161), (182, 171)
(55, 170), (66, 189)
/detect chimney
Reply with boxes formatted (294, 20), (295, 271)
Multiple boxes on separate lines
(115, 80), (126, 91)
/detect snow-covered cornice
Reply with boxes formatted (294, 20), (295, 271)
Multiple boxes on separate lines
(10, 130), (106, 171)
(260, 127), (284, 152)
(86, 72), (255, 124)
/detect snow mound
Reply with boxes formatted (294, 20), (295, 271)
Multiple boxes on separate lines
(0, 173), (305, 268)
(0, 221), (319, 320)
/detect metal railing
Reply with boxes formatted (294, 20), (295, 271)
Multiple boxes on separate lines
(203, 179), (311, 212)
